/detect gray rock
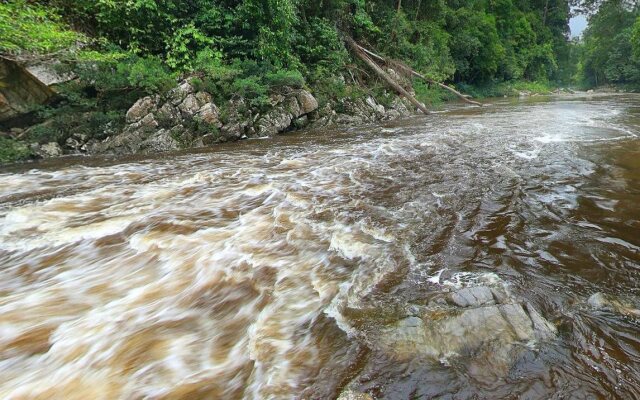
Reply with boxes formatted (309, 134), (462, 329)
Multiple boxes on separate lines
(178, 94), (201, 117)
(337, 390), (373, 400)
(221, 123), (243, 140)
(135, 113), (159, 130)
(126, 97), (157, 123)
(72, 133), (88, 143)
(297, 90), (319, 114)
(365, 96), (385, 116)
(196, 103), (221, 126)
(169, 81), (195, 105)
(156, 103), (181, 124)
(65, 137), (82, 150)
(37, 142), (63, 158)
(286, 95), (302, 118)
(194, 91), (213, 107)
(372, 281), (556, 375)
(449, 286), (495, 307)
(140, 129), (179, 153)
(256, 107), (293, 136)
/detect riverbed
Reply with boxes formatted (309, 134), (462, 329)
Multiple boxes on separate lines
(0, 93), (639, 399)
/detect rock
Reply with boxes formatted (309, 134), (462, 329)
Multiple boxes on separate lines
(366, 96), (386, 116)
(196, 103), (221, 126)
(169, 81), (195, 105)
(136, 113), (159, 130)
(26, 62), (75, 86)
(256, 107), (293, 136)
(37, 142), (63, 158)
(0, 58), (55, 122)
(72, 133), (88, 143)
(337, 390), (373, 400)
(65, 137), (82, 150)
(178, 94), (201, 117)
(372, 283), (556, 373)
(140, 129), (179, 153)
(126, 97), (157, 123)
(588, 292), (640, 317)
(449, 286), (495, 307)
(194, 91), (213, 107)
(287, 95), (302, 118)
(587, 89), (594, 93)
(156, 103), (180, 124)
(221, 123), (243, 140)
(297, 90), (319, 114)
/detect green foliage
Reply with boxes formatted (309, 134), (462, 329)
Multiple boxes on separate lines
(0, 0), (82, 56)
(264, 70), (305, 89)
(576, 1), (640, 87)
(0, 137), (31, 163)
(27, 109), (124, 144)
(457, 80), (555, 98)
(447, 9), (505, 82)
(413, 81), (452, 107)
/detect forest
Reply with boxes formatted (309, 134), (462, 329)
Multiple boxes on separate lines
(0, 0), (639, 162)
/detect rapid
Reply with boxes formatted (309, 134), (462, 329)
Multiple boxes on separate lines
(0, 93), (639, 399)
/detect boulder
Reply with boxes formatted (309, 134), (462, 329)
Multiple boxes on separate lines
(156, 103), (181, 124)
(169, 80), (195, 105)
(65, 137), (82, 150)
(256, 107), (293, 136)
(0, 58), (55, 122)
(196, 103), (221, 126)
(36, 142), (63, 158)
(449, 286), (495, 307)
(371, 283), (557, 372)
(140, 129), (180, 153)
(126, 97), (157, 123)
(178, 94), (201, 117)
(194, 91), (213, 107)
(297, 90), (319, 114)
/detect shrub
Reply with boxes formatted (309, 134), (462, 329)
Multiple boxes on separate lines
(0, 137), (31, 163)
(265, 69), (305, 89)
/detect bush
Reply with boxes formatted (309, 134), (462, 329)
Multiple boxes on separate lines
(265, 69), (305, 89)
(0, 137), (31, 163)
(26, 110), (124, 144)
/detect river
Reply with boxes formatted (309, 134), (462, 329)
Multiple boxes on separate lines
(0, 93), (639, 399)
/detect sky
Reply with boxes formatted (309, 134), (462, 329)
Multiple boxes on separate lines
(570, 14), (588, 38)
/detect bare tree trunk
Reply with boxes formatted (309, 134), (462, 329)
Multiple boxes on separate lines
(345, 36), (430, 115)
(354, 43), (484, 107)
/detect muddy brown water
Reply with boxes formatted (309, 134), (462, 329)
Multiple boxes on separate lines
(0, 94), (639, 399)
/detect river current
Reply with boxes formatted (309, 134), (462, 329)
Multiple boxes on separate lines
(0, 94), (639, 399)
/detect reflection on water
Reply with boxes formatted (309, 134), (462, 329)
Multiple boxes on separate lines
(0, 94), (639, 399)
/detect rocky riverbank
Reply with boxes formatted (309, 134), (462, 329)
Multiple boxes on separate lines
(9, 77), (419, 161)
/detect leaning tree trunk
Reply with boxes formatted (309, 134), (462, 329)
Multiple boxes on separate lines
(344, 36), (430, 115)
(353, 42), (484, 107)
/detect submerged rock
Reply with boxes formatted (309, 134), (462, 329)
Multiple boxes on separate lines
(588, 292), (640, 317)
(370, 283), (557, 374)
(449, 286), (495, 307)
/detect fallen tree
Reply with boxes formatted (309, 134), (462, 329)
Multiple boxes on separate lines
(344, 35), (431, 115)
(345, 37), (484, 108)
